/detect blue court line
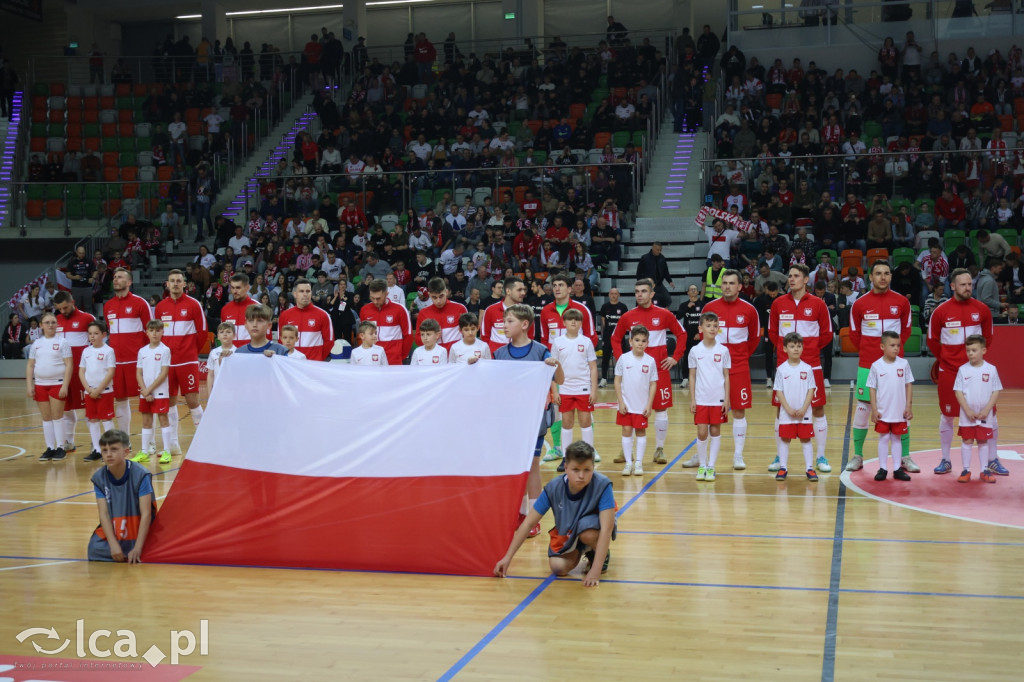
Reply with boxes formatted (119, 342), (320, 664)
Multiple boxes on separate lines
(618, 530), (1024, 547)
(435, 439), (697, 682)
(0, 425), (41, 435)
(822, 390), (855, 682)
(0, 466), (179, 519)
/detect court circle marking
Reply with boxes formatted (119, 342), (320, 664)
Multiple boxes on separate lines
(0, 444), (27, 462)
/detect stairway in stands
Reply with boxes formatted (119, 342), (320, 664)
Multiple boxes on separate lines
(0, 92), (25, 231)
(599, 121), (709, 307)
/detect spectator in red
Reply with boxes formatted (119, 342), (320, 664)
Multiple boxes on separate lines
(304, 34), (322, 88)
(513, 223), (543, 272)
(935, 188), (966, 232)
(414, 33), (436, 84)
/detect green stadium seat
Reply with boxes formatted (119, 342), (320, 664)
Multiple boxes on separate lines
(893, 247), (915, 267)
(943, 229), (966, 251)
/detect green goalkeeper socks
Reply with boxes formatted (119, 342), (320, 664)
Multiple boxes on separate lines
(852, 427), (868, 457)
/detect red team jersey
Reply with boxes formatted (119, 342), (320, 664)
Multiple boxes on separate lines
(154, 294), (207, 365)
(848, 290), (912, 367)
(768, 292), (833, 367)
(220, 296), (259, 347)
(279, 304), (334, 361)
(611, 304), (686, 410)
(701, 297), (761, 372)
(927, 297), (994, 417)
(56, 308), (96, 409)
(415, 300), (468, 351)
(359, 300), (412, 366)
(104, 293), (152, 365)
(480, 300), (535, 353)
(538, 300), (598, 349)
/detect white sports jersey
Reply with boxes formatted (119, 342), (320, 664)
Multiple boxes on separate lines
(137, 342), (171, 398)
(448, 338), (491, 365)
(80, 344), (116, 394)
(614, 351), (658, 414)
(350, 344), (389, 366)
(773, 359), (815, 425)
(953, 361), (1003, 427)
(687, 340), (731, 407)
(866, 356), (914, 422)
(206, 345), (228, 378)
(551, 334), (597, 396)
(30, 336), (72, 385)
(411, 345), (448, 366)
(287, 349), (308, 361)
(387, 285), (407, 308)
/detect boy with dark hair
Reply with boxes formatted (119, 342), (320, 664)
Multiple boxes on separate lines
(88, 429), (156, 563)
(494, 441), (615, 587)
(448, 312), (491, 364)
(133, 319), (172, 464)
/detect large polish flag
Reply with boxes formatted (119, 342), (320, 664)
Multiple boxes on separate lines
(145, 354), (554, 576)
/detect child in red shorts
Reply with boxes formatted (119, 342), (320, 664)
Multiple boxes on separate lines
(868, 330), (915, 481)
(133, 320), (172, 464)
(773, 332), (816, 481)
(614, 325), (658, 476)
(953, 334), (1002, 483)
(551, 308), (599, 471)
(688, 312), (731, 482)
(79, 320), (117, 462)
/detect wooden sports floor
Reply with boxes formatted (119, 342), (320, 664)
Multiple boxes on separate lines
(1, 379), (1022, 681)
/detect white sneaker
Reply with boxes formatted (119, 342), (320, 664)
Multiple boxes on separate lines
(598, 378), (608, 388)
(594, 449), (601, 463)
(824, 379), (831, 388)
(169, 443), (184, 456)
(768, 455), (782, 472)
(680, 378), (689, 389)
(766, 378), (772, 388)
(680, 452), (700, 468)
(733, 456), (746, 470)
(633, 461), (644, 476)
(621, 462), (633, 476)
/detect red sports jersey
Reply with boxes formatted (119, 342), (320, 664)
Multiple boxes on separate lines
(415, 300), (468, 351)
(701, 297), (761, 373)
(220, 296), (259, 347)
(480, 300), (535, 353)
(848, 290), (912, 367)
(360, 300), (412, 366)
(539, 300), (597, 349)
(768, 292), (832, 367)
(55, 308), (96, 361)
(610, 304), (687, 362)
(926, 297), (994, 373)
(104, 293), (152, 367)
(279, 303), (334, 361)
(154, 294), (207, 365)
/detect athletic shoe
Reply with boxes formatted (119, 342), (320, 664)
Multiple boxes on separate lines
(766, 378), (772, 388)
(980, 470), (997, 483)
(598, 378), (608, 388)
(775, 468), (788, 481)
(768, 455), (782, 472)
(902, 456), (921, 473)
(515, 512), (526, 531)
(614, 452), (627, 464)
(169, 443), (184, 457)
(733, 456), (746, 470)
(131, 451), (150, 463)
(893, 467), (911, 481)
(50, 447), (66, 461)
(542, 446), (563, 462)
(63, 441), (77, 453)
(593, 450), (601, 463)
(824, 379), (831, 388)
(874, 468), (887, 481)
(696, 466), (707, 481)
(602, 549), (610, 573)
(816, 456), (832, 473)
(528, 523), (541, 538)
(633, 462), (644, 476)
(653, 447), (667, 464)
(957, 469), (971, 483)
(556, 460), (565, 473)
(158, 450), (172, 464)
(846, 455), (864, 471)
(38, 448), (54, 461)
(83, 450), (102, 462)
(934, 459), (952, 474)
(988, 458), (1010, 476)
(704, 466), (716, 482)
(806, 468), (819, 481)
(680, 452), (700, 468)
(680, 378), (689, 389)
(621, 462), (633, 476)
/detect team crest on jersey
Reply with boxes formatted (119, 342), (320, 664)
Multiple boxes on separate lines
(125, 307), (132, 314)
(386, 315), (394, 323)
(155, 354), (162, 361)
(308, 319), (316, 327)
(72, 322), (80, 328)
(800, 371), (807, 380)
(890, 306), (898, 315)
(804, 308), (813, 316)
(897, 368), (904, 377)
(180, 309), (187, 316)
(98, 354), (105, 360)
(652, 317), (660, 325)
(432, 356), (440, 364)
(971, 313), (980, 322)
(372, 354), (379, 362)
(52, 343), (59, 350)
(473, 351), (481, 358)
(447, 316), (455, 324)
(578, 344), (584, 352)
(714, 354), (721, 362)
(641, 365), (649, 373)
(736, 315), (745, 324)
(983, 374), (990, 382)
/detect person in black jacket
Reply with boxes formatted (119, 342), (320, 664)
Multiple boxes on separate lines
(635, 242), (676, 308)
(675, 285), (704, 387)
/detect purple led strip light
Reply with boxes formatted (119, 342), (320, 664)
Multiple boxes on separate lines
(0, 92), (23, 222)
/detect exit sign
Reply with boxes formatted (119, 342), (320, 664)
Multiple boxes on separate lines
(504, 11), (516, 19)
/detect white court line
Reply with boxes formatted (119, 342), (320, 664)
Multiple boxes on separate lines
(0, 412), (38, 421)
(0, 444), (27, 461)
(0, 560), (74, 572)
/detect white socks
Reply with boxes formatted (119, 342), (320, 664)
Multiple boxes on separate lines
(63, 410), (77, 444)
(940, 415), (955, 460)
(802, 441), (814, 469)
(88, 421), (102, 453)
(774, 417), (783, 454)
(162, 426), (173, 452)
(51, 418), (64, 451)
(732, 417), (747, 457)
(961, 441), (989, 471)
(635, 436), (647, 463)
(115, 400), (132, 433)
(655, 412), (668, 448)
(878, 433), (897, 471)
(168, 407), (180, 445)
(777, 439), (788, 469)
(709, 435), (721, 468)
(580, 425), (594, 447)
(561, 426), (573, 450)
(142, 428), (154, 454)
(190, 406), (204, 426)
(697, 437), (708, 467)
(622, 436), (634, 462)
(42, 420), (56, 449)
(814, 416), (828, 461)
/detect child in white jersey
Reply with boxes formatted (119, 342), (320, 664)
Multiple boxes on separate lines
(867, 330), (915, 481)
(134, 320), (172, 464)
(205, 323), (235, 394)
(773, 333), (816, 481)
(279, 324), (307, 360)
(79, 320), (116, 462)
(449, 313), (491, 365)
(551, 308), (599, 470)
(410, 318), (448, 366)
(27, 312), (72, 461)
(350, 320), (389, 366)
(687, 312), (731, 482)
(953, 334), (1002, 483)
(614, 325), (658, 476)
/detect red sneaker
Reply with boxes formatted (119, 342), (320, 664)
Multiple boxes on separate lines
(528, 522), (541, 538)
